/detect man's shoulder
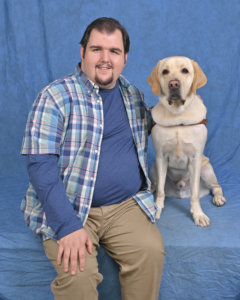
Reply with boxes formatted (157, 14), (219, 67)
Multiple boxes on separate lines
(119, 75), (144, 98)
(41, 73), (77, 94)
(33, 72), (88, 111)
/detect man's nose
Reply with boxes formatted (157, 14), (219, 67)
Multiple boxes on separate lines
(100, 50), (110, 62)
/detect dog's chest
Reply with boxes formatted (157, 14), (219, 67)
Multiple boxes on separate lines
(152, 124), (207, 167)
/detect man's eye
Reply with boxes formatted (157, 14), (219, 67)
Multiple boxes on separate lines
(111, 50), (120, 55)
(92, 48), (101, 52)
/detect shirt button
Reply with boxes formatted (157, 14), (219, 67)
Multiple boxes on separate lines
(90, 177), (94, 181)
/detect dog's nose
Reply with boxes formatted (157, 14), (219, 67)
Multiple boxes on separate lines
(168, 80), (180, 89)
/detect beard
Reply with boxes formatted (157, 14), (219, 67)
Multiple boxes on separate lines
(95, 74), (114, 88)
(94, 63), (115, 88)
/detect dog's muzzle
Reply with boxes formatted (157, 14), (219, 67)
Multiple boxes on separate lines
(168, 79), (185, 106)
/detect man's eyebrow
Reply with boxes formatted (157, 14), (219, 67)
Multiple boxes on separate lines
(89, 45), (102, 49)
(89, 45), (122, 53)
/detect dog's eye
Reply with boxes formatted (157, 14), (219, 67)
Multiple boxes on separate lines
(162, 69), (169, 75)
(181, 68), (189, 74)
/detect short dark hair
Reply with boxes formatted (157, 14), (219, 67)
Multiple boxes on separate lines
(80, 17), (130, 55)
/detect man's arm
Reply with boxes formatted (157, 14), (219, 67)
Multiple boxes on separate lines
(136, 88), (155, 134)
(145, 103), (155, 135)
(27, 154), (92, 274)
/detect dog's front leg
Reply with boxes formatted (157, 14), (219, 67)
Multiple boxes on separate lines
(200, 162), (226, 206)
(189, 154), (210, 226)
(155, 154), (168, 219)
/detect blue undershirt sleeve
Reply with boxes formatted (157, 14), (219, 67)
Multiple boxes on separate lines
(26, 154), (83, 240)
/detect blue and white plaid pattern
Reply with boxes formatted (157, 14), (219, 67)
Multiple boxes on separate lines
(21, 64), (157, 239)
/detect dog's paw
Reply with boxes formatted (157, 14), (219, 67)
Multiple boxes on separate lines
(155, 196), (164, 219)
(213, 195), (226, 206)
(155, 208), (163, 220)
(192, 213), (210, 227)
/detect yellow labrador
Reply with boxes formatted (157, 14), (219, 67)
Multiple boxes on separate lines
(148, 56), (226, 226)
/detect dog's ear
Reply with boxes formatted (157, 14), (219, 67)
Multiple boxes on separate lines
(147, 61), (161, 95)
(191, 60), (207, 93)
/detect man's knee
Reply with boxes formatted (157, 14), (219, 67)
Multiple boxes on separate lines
(43, 239), (103, 300)
(138, 226), (165, 269)
(51, 267), (103, 300)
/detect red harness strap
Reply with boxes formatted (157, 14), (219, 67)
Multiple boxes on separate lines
(198, 119), (207, 125)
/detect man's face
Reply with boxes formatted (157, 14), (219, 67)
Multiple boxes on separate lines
(81, 29), (127, 89)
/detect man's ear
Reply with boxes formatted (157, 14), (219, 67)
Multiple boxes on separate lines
(191, 60), (207, 93)
(147, 61), (161, 95)
(124, 54), (128, 65)
(80, 46), (85, 59)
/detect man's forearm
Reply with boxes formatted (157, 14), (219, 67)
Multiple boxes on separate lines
(26, 154), (83, 239)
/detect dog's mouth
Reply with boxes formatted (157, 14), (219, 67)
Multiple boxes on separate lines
(168, 97), (186, 106)
(168, 79), (185, 106)
(168, 92), (185, 106)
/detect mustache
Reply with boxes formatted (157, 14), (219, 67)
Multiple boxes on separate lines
(96, 63), (112, 69)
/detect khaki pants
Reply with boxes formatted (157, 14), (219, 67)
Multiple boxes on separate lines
(43, 198), (165, 300)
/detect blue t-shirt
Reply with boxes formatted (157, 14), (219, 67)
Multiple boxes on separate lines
(92, 81), (143, 206)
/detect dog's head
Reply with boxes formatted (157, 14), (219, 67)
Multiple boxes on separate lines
(147, 56), (207, 113)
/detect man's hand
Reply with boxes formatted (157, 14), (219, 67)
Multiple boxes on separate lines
(57, 228), (93, 275)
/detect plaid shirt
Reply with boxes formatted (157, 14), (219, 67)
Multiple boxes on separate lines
(21, 64), (157, 239)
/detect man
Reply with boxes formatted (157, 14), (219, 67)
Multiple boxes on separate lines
(21, 17), (165, 300)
